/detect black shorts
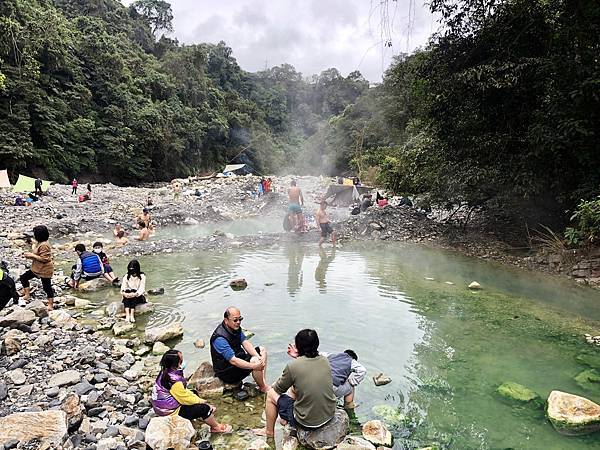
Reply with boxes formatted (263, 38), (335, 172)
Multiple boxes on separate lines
(178, 403), (211, 420)
(122, 295), (146, 309)
(319, 222), (334, 237)
(216, 346), (261, 385)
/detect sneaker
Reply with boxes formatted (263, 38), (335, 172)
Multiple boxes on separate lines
(18, 298), (27, 307)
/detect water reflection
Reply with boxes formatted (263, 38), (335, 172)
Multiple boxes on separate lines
(314, 247), (336, 292)
(80, 242), (600, 450)
(286, 244), (306, 296)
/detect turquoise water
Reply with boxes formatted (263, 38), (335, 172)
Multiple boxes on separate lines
(87, 241), (600, 449)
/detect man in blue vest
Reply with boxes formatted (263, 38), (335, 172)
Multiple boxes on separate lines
(66, 244), (105, 289)
(210, 306), (269, 392)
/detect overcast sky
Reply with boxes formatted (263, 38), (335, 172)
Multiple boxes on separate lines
(125, 0), (437, 81)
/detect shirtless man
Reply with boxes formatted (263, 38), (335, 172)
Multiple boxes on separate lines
(135, 221), (150, 241)
(137, 208), (153, 230)
(287, 180), (304, 231)
(315, 200), (336, 247)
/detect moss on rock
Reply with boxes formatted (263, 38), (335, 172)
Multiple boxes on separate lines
(496, 381), (540, 404)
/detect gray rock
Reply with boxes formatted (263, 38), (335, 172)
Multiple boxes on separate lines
(0, 308), (36, 327)
(25, 300), (48, 318)
(138, 417), (149, 430)
(123, 415), (138, 427)
(72, 380), (95, 396)
(45, 386), (60, 398)
(7, 359), (27, 370)
(48, 370), (81, 387)
(144, 322), (183, 344)
(87, 407), (107, 417)
(6, 368), (26, 385)
(297, 408), (349, 449)
(112, 321), (135, 337)
(110, 360), (130, 374)
(103, 425), (120, 438)
(0, 381), (8, 400)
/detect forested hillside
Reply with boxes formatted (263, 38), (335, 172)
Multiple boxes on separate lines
(1, 0), (599, 232)
(0, 0), (368, 182)
(314, 0), (600, 230)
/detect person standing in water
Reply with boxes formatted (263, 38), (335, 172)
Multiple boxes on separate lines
(315, 200), (336, 247)
(20, 225), (55, 310)
(287, 180), (304, 232)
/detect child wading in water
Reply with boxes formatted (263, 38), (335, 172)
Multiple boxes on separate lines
(121, 260), (147, 323)
(20, 225), (55, 310)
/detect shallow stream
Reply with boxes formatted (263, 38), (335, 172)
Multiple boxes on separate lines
(85, 240), (600, 449)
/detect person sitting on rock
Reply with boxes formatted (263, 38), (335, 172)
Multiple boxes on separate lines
(210, 306), (269, 392)
(151, 349), (233, 434)
(254, 329), (336, 437)
(20, 225), (55, 310)
(120, 259), (147, 323)
(92, 241), (118, 284)
(135, 221), (150, 241)
(67, 243), (105, 289)
(0, 261), (20, 311)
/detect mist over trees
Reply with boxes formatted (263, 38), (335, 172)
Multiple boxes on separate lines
(0, 0), (367, 183)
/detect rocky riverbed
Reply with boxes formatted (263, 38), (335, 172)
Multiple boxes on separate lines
(2, 174), (600, 449)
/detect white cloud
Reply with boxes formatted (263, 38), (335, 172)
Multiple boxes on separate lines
(124, 0), (438, 81)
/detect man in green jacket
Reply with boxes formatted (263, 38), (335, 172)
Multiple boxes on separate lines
(255, 329), (336, 437)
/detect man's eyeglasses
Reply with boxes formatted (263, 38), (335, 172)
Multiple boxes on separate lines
(231, 317), (244, 323)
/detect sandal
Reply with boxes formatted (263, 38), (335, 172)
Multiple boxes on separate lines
(210, 424), (233, 434)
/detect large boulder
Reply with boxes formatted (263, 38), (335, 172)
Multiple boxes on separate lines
(189, 361), (224, 397)
(48, 309), (78, 329)
(144, 322), (184, 344)
(144, 414), (195, 450)
(113, 320), (135, 337)
(0, 308), (36, 327)
(297, 408), (349, 450)
(78, 278), (110, 292)
(136, 302), (155, 315)
(26, 299), (49, 318)
(48, 369), (81, 387)
(547, 390), (600, 435)
(362, 419), (392, 447)
(152, 341), (171, 355)
(2, 329), (27, 355)
(0, 410), (68, 446)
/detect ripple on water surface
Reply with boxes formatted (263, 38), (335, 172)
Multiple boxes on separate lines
(84, 241), (600, 449)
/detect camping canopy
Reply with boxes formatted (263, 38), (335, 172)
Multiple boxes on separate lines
(0, 170), (10, 188)
(222, 164), (252, 175)
(12, 175), (51, 193)
(323, 184), (371, 206)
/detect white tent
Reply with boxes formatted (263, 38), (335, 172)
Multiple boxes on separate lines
(222, 164), (249, 174)
(0, 170), (10, 188)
